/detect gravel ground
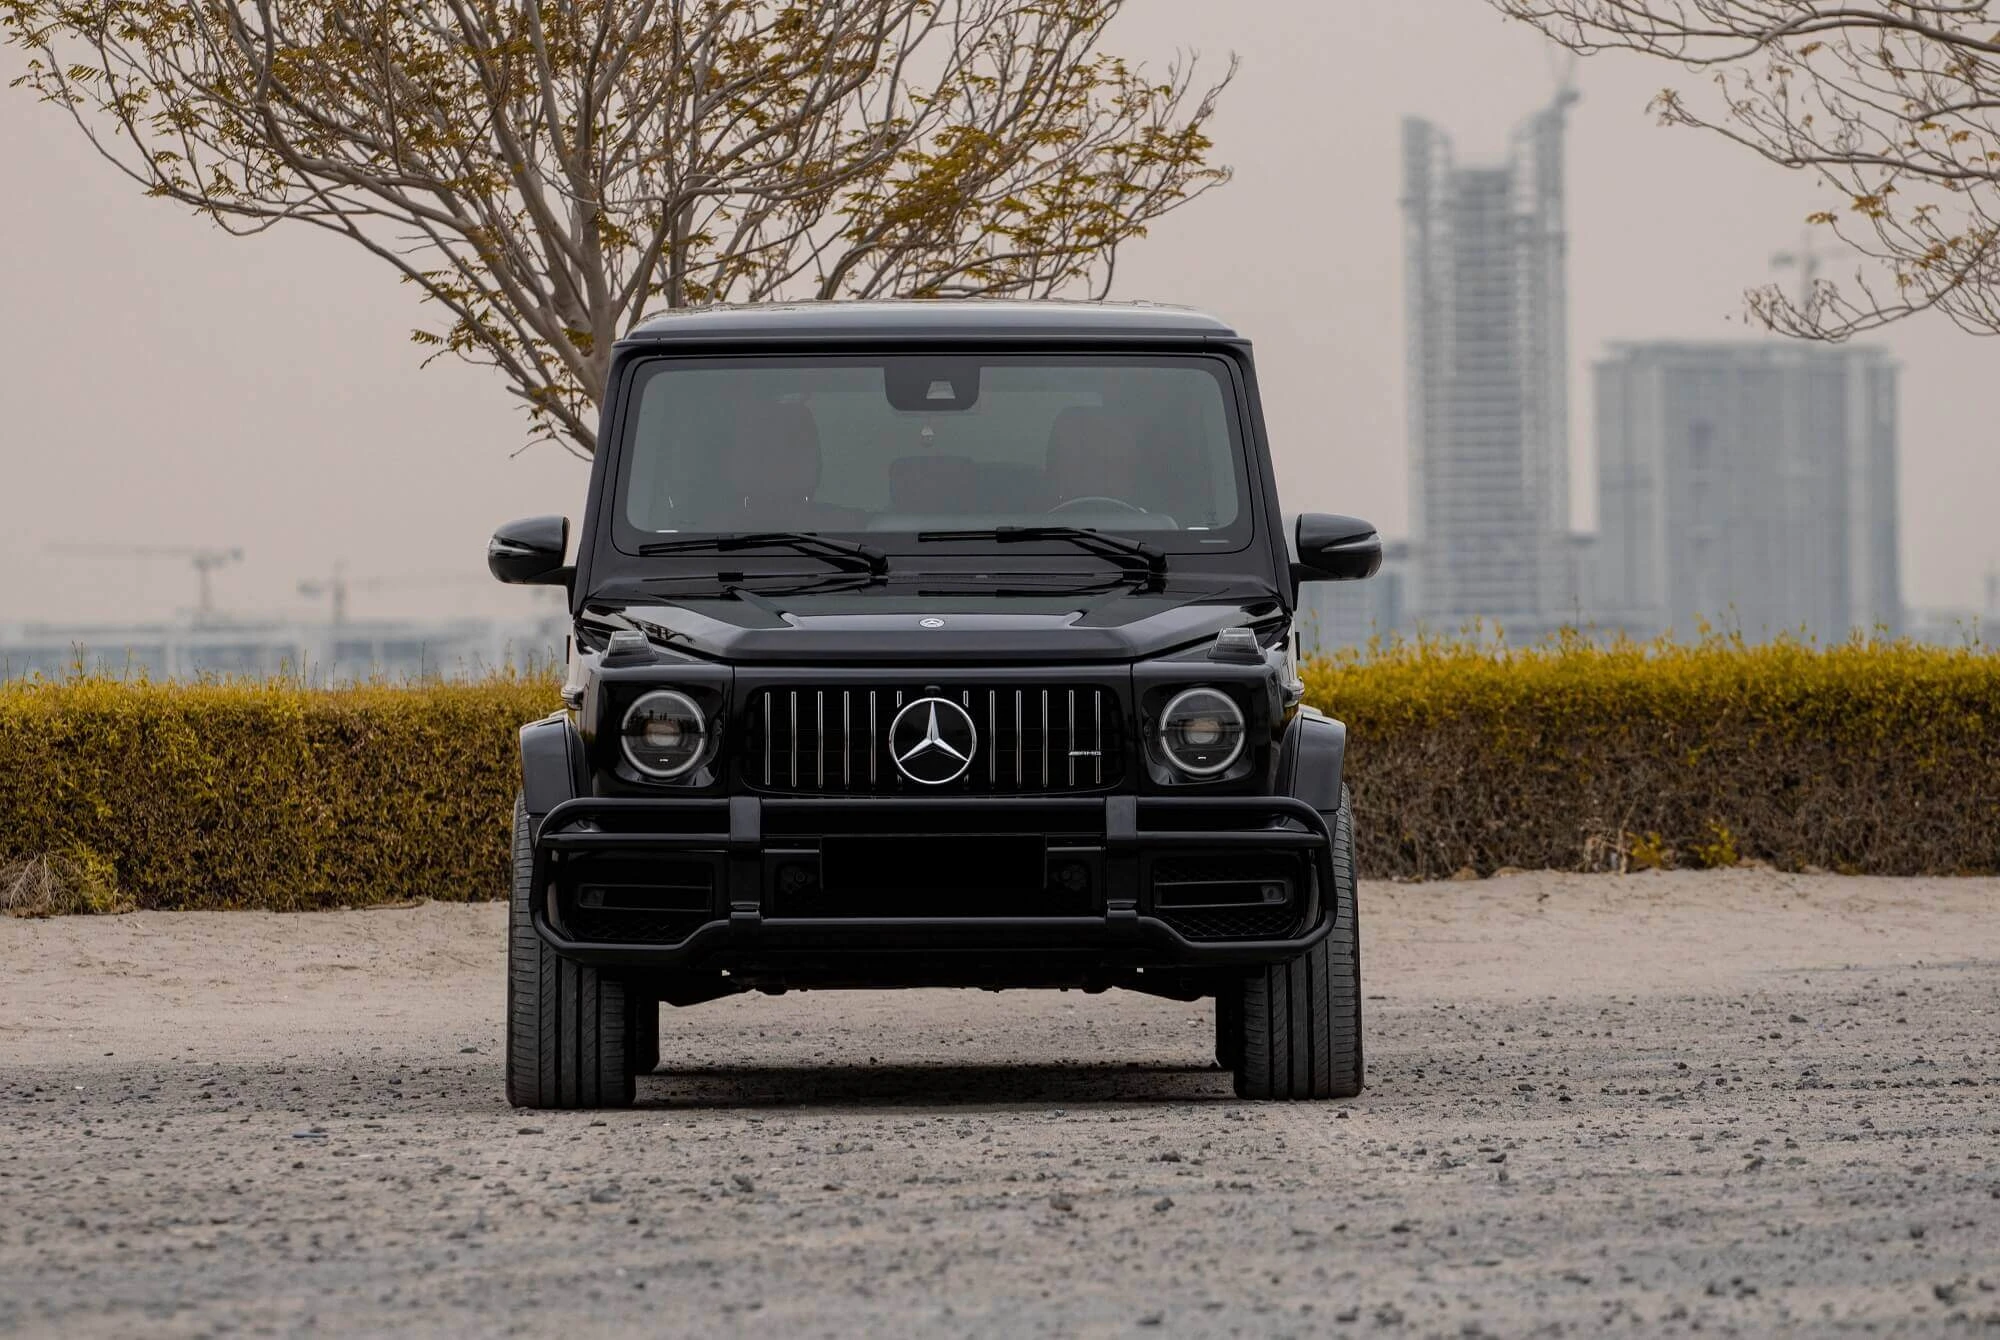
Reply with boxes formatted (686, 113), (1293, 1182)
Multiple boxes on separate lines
(2, 869), (1998, 1338)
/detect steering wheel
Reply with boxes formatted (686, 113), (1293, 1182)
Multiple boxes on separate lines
(1048, 496), (1148, 515)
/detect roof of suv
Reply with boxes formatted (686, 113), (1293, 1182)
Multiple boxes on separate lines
(621, 299), (1239, 345)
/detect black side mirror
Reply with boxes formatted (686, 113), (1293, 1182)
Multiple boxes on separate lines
(1294, 513), (1382, 583)
(489, 515), (573, 587)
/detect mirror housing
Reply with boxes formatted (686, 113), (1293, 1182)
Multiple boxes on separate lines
(1293, 513), (1382, 583)
(488, 515), (573, 588)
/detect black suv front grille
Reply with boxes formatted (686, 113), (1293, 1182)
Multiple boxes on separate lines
(744, 685), (1123, 794)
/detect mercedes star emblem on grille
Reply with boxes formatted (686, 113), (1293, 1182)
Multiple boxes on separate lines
(888, 697), (978, 785)
(919, 617), (946, 629)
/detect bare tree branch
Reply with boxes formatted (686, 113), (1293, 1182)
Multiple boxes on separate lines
(1491, 0), (2000, 340)
(3, 0), (1232, 453)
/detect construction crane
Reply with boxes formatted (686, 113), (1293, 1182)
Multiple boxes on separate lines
(1547, 48), (1580, 112)
(1771, 227), (1836, 312)
(49, 543), (244, 624)
(298, 564), (488, 629)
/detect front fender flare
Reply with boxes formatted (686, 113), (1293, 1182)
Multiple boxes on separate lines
(520, 712), (588, 822)
(1276, 706), (1347, 816)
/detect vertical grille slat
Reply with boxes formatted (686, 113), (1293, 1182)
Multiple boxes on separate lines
(750, 683), (1120, 795)
(1014, 690), (1024, 789)
(1067, 689), (1076, 788)
(1040, 689), (1050, 790)
(1093, 689), (1104, 786)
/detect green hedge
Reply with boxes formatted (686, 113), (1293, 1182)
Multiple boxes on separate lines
(0, 677), (556, 913)
(2, 639), (1996, 913)
(1307, 637), (2000, 880)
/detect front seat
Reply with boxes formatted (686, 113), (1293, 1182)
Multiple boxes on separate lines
(718, 403), (858, 530)
(1044, 407), (1144, 507)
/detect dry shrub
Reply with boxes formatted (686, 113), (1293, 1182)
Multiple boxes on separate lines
(0, 849), (132, 917)
(1306, 634), (2000, 880)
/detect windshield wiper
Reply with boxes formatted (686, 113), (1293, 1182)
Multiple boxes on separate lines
(589, 568), (889, 606)
(915, 526), (1167, 580)
(727, 570), (887, 599)
(636, 531), (888, 576)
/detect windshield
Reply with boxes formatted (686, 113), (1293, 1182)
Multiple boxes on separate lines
(612, 354), (1253, 555)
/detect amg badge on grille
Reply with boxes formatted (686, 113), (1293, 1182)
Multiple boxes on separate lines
(888, 697), (978, 785)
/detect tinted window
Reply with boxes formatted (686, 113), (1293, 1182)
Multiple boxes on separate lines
(615, 356), (1250, 550)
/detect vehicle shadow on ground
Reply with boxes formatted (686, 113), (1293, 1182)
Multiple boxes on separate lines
(637, 1061), (1236, 1109)
(1, 1056), (1243, 1120)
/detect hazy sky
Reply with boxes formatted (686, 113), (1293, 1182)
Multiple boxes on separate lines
(3, 3), (1994, 627)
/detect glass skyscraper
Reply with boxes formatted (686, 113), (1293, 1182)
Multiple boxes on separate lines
(1402, 88), (1581, 635)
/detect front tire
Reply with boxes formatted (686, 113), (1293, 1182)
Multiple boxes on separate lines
(1226, 790), (1362, 1100)
(506, 795), (636, 1109)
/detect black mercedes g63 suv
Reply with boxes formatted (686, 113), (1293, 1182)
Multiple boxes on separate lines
(489, 301), (1380, 1109)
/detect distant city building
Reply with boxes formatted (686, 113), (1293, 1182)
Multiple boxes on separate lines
(1594, 341), (1901, 640)
(1902, 567), (1997, 646)
(0, 615), (566, 684)
(1904, 606), (1989, 647)
(1402, 85), (1580, 636)
(1556, 531), (1603, 631)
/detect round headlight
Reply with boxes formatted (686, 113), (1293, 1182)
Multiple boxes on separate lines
(1157, 687), (1246, 777)
(621, 690), (710, 779)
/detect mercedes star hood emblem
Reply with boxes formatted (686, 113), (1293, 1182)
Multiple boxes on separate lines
(889, 697), (978, 785)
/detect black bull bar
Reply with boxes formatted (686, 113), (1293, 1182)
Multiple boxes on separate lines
(528, 795), (1341, 969)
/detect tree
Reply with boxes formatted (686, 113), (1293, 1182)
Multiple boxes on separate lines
(1491, 0), (2000, 341)
(3, 1), (1231, 455)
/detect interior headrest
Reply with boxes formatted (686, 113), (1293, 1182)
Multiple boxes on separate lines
(721, 402), (820, 500)
(1045, 407), (1140, 498)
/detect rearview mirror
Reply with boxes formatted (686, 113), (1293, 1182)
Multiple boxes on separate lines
(488, 515), (573, 587)
(1293, 513), (1382, 583)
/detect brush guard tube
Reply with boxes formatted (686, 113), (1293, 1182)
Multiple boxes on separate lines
(528, 795), (1340, 970)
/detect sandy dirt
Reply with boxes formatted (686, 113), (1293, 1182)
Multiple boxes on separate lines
(2, 869), (1997, 1337)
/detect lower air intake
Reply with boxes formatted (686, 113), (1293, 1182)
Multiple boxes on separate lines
(1150, 853), (1308, 941)
(1154, 905), (1302, 941)
(560, 857), (717, 945)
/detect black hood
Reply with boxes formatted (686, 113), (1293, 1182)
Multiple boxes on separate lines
(598, 587), (1285, 665)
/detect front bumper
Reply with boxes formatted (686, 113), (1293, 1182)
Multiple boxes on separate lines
(528, 795), (1339, 975)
